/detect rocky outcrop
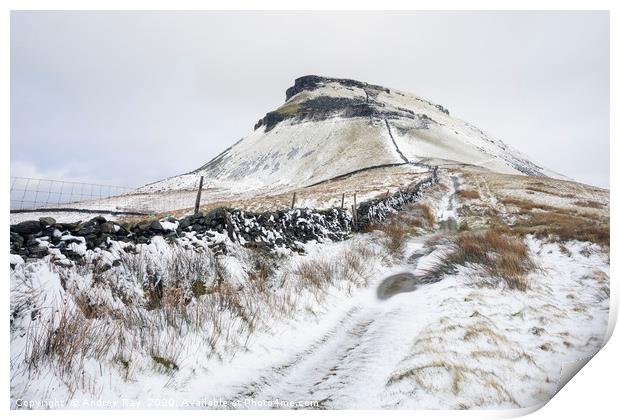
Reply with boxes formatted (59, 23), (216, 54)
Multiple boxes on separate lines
(253, 75), (441, 132)
(284, 75), (391, 101)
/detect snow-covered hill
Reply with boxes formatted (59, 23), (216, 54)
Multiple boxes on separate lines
(140, 75), (563, 194)
(10, 168), (609, 409)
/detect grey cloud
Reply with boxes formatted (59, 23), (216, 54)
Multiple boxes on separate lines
(10, 11), (609, 188)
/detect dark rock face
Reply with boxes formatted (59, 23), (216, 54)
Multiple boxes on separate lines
(285, 75), (390, 101)
(434, 104), (450, 115)
(254, 111), (289, 131)
(255, 75), (436, 132)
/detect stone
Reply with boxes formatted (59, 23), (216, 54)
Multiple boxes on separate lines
(149, 221), (165, 231)
(178, 218), (192, 230)
(100, 222), (117, 234)
(136, 220), (151, 231)
(25, 238), (39, 247)
(76, 222), (100, 236)
(163, 231), (178, 239)
(39, 217), (56, 227)
(204, 207), (229, 224)
(11, 220), (42, 235)
(28, 245), (49, 258)
(56, 221), (81, 232)
(64, 250), (83, 260)
(10, 232), (24, 247)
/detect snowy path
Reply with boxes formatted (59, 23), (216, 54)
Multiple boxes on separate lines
(227, 244), (442, 409)
(221, 175), (461, 408)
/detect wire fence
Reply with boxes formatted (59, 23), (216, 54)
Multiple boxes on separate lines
(10, 177), (136, 211)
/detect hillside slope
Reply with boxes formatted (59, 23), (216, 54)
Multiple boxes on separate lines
(10, 168), (609, 409)
(140, 75), (563, 194)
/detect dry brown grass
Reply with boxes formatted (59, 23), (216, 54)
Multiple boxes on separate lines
(293, 260), (336, 290)
(366, 203), (436, 255)
(19, 232), (382, 387)
(378, 220), (412, 254)
(24, 305), (118, 377)
(518, 211), (609, 247)
(291, 241), (376, 294)
(425, 229), (536, 291)
(500, 197), (557, 212)
(386, 360), (517, 405)
(525, 186), (550, 194)
(493, 195), (609, 247)
(573, 200), (605, 209)
(416, 203), (437, 226)
(456, 190), (481, 200)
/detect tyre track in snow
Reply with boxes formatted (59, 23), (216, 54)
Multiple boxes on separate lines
(222, 181), (459, 409)
(223, 241), (445, 408)
(228, 299), (416, 408)
(230, 304), (367, 399)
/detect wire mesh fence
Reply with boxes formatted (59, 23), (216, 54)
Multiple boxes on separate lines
(10, 177), (135, 211)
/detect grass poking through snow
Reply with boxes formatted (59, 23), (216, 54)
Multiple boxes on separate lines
(424, 229), (536, 291)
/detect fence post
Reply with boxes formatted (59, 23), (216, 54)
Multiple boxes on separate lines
(353, 192), (358, 232)
(194, 176), (204, 214)
(224, 210), (235, 242)
(291, 192), (297, 209)
(341, 193), (345, 209)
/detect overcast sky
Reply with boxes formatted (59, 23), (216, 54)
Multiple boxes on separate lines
(11, 11), (609, 188)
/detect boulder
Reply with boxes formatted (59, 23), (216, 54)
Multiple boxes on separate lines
(56, 221), (81, 232)
(76, 222), (100, 236)
(11, 220), (42, 235)
(135, 220), (151, 232)
(39, 217), (56, 227)
(28, 245), (49, 258)
(10, 232), (24, 248)
(204, 207), (229, 225)
(25, 238), (39, 247)
(149, 221), (165, 232)
(163, 231), (178, 239)
(100, 222), (117, 234)
(178, 218), (192, 230)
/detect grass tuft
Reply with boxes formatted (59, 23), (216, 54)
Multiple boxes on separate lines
(456, 190), (481, 200)
(423, 229), (536, 291)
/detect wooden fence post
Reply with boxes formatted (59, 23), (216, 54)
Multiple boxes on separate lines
(194, 176), (204, 214)
(353, 192), (358, 232)
(224, 210), (235, 242)
(291, 192), (297, 209)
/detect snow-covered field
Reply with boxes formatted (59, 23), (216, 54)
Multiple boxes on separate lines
(10, 165), (434, 224)
(9, 169), (610, 410)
